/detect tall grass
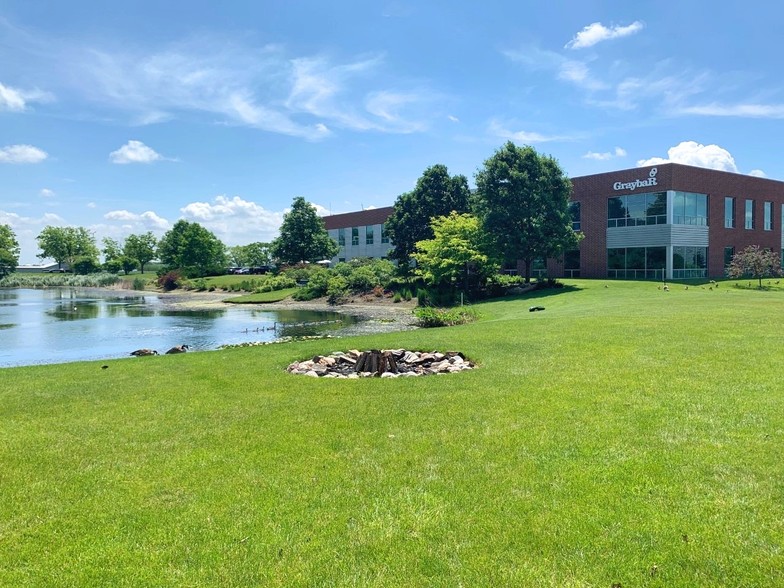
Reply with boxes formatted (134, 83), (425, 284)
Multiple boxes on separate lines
(0, 272), (121, 288)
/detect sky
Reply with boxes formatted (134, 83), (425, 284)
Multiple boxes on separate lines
(3, 1), (784, 264)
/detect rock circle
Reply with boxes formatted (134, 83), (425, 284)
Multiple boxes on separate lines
(287, 349), (476, 378)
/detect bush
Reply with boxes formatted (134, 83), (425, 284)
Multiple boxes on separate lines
(191, 278), (208, 291)
(158, 271), (183, 291)
(393, 292), (402, 303)
(346, 266), (378, 292)
(132, 277), (146, 291)
(73, 256), (102, 275)
(413, 306), (478, 328)
(103, 259), (123, 274)
(326, 275), (349, 305)
(487, 273), (525, 297)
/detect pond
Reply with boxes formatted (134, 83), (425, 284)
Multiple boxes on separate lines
(0, 288), (360, 368)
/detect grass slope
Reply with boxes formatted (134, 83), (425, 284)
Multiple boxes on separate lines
(224, 288), (299, 304)
(1, 279), (783, 586)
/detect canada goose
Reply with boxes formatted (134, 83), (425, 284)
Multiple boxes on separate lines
(166, 345), (190, 354)
(131, 349), (158, 356)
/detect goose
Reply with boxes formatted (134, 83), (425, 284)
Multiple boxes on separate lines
(131, 349), (158, 356)
(166, 344), (190, 354)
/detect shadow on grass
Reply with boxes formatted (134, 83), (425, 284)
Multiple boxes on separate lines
(484, 283), (583, 304)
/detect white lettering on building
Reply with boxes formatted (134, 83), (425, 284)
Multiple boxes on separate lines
(613, 167), (658, 191)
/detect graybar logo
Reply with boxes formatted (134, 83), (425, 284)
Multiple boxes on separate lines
(613, 167), (658, 191)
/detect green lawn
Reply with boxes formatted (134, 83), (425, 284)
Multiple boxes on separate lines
(224, 287), (299, 304)
(1, 279), (783, 586)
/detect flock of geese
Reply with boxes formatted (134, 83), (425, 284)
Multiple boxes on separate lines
(130, 345), (189, 356)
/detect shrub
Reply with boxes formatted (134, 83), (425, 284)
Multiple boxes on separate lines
(132, 277), (146, 291)
(103, 259), (123, 274)
(191, 278), (208, 291)
(73, 256), (102, 275)
(413, 306), (478, 328)
(158, 271), (183, 291)
(326, 275), (349, 305)
(393, 292), (402, 303)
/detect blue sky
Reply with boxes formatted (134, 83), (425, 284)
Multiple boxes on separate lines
(3, 1), (784, 263)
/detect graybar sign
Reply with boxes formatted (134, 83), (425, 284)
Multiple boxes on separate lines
(613, 167), (658, 191)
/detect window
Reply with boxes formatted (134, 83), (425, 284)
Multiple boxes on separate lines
(724, 197), (736, 228)
(672, 191), (708, 226)
(366, 225), (374, 245)
(764, 201), (773, 231)
(351, 227), (359, 246)
(606, 246), (665, 280)
(381, 224), (390, 244)
(607, 192), (667, 227)
(745, 199), (755, 229)
(338, 228), (345, 246)
(338, 258), (345, 263)
(564, 249), (580, 278)
(569, 202), (581, 231)
(673, 246), (707, 279)
(724, 246), (735, 268)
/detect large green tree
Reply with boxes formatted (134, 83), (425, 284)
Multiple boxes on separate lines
(157, 221), (226, 276)
(124, 232), (158, 273)
(271, 197), (338, 265)
(413, 212), (497, 298)
(0, 224), (21, 278)
(229, 242), (273, 267)
(385, 164), (471, 269)
(473, 142), (581, 282)
(36, 226), (99, 272)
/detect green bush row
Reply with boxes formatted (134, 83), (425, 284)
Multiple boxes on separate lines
(413, 306), (478, 328)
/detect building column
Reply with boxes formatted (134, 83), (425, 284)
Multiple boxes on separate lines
(666, 245), (673, 281)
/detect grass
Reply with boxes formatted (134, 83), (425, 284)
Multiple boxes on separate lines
(1, 278), (783, 586)
(224, 287), (299, 303)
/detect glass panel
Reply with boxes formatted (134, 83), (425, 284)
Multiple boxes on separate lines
(724, 247), (734, 267)
(626, 247), (645, 269)
(366, 226), (374, 244)
(564, 250), (580, 270)
(338, 228), (345, 246)
(608, 197), (626, 220)
(608, 248), (625, 270)
(381, 224), (389, 243)
(351, 227), (359, 245)
(646, 247), (666, 269)
(725, 197), (735, 228)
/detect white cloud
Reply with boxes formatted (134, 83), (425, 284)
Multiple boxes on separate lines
(565, 21), (644, 50)
(40, 188), (55, 198)
(104, 209), (170, 229)
(749, 169), (767, 178)
(180, 195), (284, 244)
(109, 140), (169, 164)
(0, 210), (66, 264)
(488, 120), (571, 143)
(87, 202), (97, 209)
(447, 115), (459, 123)
(0, 144), (48, 164)
(676, 103), (784, 118)
(557, 61), (607, 91)
(637, 141), (738, 172)
(583, 147), (627, 160)
(0, 82), (53, 111)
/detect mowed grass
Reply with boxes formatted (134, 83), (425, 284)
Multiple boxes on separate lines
(224, 287), (299, 304)
(1, 279), (783, 587)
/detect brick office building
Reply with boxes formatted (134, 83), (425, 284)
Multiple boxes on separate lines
(323, 163), (784, 280)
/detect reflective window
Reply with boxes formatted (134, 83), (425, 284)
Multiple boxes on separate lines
(672, 191), (707, 225)
(606, 246), (666, 279)
(569, 202), (581, 231)
(607, 192), (667, 227)
(366, 226), (374, 245)
(764, 201), (773, 231)
(745, 200), (755, 229)
(564, 249), (580, 278)
(381, 224), (390, 243)
(338, 228), (345, 246)
(351, 227), (359, 246)
(673, 246), (707, 278)
(724, 246), (735, 268)
(724, 197), (735, 229)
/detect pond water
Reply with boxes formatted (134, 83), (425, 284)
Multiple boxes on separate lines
(0, 288), (359, 368)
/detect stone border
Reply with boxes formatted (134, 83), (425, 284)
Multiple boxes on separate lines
(287, 349), (476, 378)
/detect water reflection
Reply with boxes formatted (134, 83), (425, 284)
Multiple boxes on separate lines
(0, 288), (360, 368)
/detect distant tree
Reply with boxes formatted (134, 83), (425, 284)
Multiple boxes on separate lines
(228, 242), (273, 267)
(101, 237), (122, 261)
(36, 226), (99, 272)
(473, 142), (581, 283)
(413, 212), (497, 300)
(271, 197), (338, 265)
(385, 164), (471, 269)
(123, 232), (158, 273)
(727, 245), (782, 288)
(0, 224), (21, 277)
(157, 221), (227, 276)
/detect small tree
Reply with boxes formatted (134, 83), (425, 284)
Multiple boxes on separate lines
(412, 212), (497, 303)
(271, 197), (338, 265)
(124, 232), (158, 273)
(37, 226), (99, 272)
(727, 245), (782, 288)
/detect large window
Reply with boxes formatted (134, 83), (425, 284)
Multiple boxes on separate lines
(724, 197), (736, 228)
(338, 228), (345, 246)
(351, 227), (359, 246)
(564, 249), (580, 278)
(672, 191), (708, 226)
(381, 224), (390, 244)
(745, 200), (755, 229)
(764, 201), (773, 231)
(724, 246), (735, 268)
(607, 192), (667, 227)
(673, 246), (707, 278)
(569, 202), (581, 231)
(607, 246), (665, 279)
(366, 225), (374, 245)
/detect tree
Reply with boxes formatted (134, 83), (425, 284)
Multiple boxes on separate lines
(385, 164), (471, 268)
(412, 212), (497, 300)
(473, 142), (581, 283)
(0, 224), (20, 278)
(102, 237), (122, 261)
(228, 242), (273, 267)
(124, 232), (158, 273)
(157, 220), (226, 276)
(727, 245), (782, 288)
(271, 196), (338, 265)
(36, 226), (99, 272)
